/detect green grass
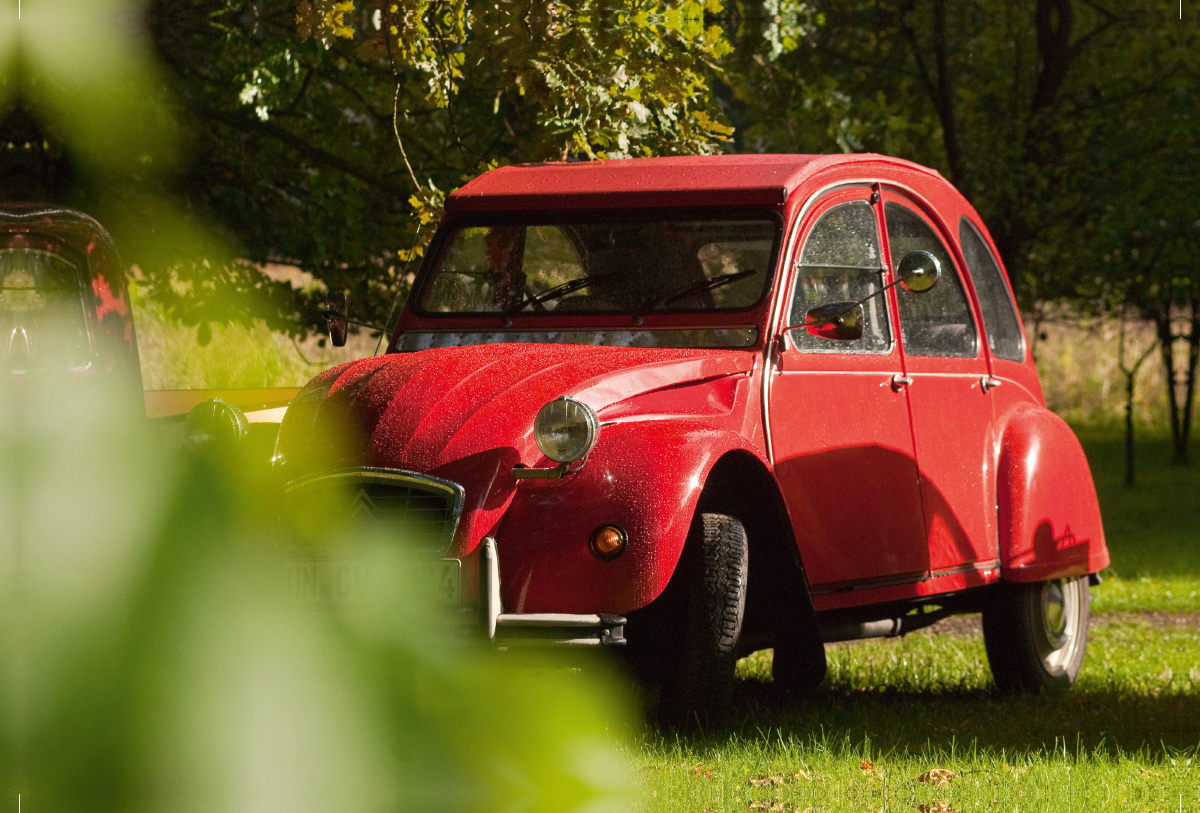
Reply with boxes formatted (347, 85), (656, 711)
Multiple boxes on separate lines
(632, 620), (1200, 811)
(1078, 429), (1200, 613)
(132, 295), (379, 390)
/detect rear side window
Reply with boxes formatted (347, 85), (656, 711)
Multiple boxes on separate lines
(959, 218), (1025, 362)
(885, 203), (978, 358)
(788, 200), (892, 354)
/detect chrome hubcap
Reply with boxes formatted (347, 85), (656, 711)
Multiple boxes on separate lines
(1043, 580), (1067, 645)
(1035, 577), (1084, 675)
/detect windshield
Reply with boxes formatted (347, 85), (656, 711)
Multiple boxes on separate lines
(418, 217), (779, 316)
(0, 248), (93, 373)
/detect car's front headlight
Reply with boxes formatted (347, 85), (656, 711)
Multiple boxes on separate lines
(534, 396), (599, 463)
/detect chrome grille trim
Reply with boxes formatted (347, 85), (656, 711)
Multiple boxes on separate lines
(284, 467), (466, 557)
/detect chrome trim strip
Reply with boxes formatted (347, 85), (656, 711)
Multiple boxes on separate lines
(285, 466), (467, 555)
(481, 536), (625, 646)
(761, 180), (876, 466)
(496, 613), (606, 627)
(809, 558), (1000, 596)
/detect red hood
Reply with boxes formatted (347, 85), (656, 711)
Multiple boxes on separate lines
(275, 343), (752, 548)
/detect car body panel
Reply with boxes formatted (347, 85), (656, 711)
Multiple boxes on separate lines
(994, 403), (1109, 581)
(276, 343), (767, 612)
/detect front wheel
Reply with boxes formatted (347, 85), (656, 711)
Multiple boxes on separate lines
(657, 513), (748, 728)
(982, 576), (1090, 693)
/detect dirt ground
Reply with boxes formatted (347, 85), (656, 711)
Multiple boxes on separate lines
(913, 611), (1200, 639)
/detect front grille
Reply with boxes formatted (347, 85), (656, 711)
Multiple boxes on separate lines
(284, 468), (465, 557)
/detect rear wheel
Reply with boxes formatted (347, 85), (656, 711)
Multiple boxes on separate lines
(982, 576), (1090, 693)
(657, 513), (748, 728)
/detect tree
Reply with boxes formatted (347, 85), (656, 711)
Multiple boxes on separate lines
(725, 0), (1199, 461)
(130, 0), (811, 339)
(1067, 22), (1200, 464)
(722, 0), (1183, 309)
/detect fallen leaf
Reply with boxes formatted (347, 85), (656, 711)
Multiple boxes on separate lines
(916, 768), (959, 786)
(1137, 766), (1163, 777)
(859, 759), (883, 777)
(747, 803), (784, 812)
(748, 774), (784, 787)
(917, 803), (959, 813)
(795, 770), (812, 782)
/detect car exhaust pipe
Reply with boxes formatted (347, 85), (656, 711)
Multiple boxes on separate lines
(819, 608), (950, 643)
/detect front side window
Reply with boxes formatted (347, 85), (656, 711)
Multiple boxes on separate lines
(419, 218), (778, 316)
(959, 218), (1025, 362)
(885, 203), (978, 358)
(0, 248), (93, 373)
(788, 200), (892, 354)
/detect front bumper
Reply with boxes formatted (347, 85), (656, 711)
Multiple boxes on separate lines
(479, 537), (626, 647)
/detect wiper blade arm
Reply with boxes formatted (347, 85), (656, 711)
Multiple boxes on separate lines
(504, 271), (623, 315)
(652, 269), (758, 308)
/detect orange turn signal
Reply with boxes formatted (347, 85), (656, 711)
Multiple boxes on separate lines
(589, 524), (627, 561)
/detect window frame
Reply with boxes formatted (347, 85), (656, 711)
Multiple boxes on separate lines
(410, 206), (785, 318)
(882, 199), (982, 360)
(958, 216), (1027, 363)
(783, 189), (896, 356)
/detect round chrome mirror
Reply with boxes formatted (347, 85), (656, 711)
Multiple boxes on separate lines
(896, 250), (941, 294)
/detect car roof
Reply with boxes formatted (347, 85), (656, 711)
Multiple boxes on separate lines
(446, 153), (944, 213)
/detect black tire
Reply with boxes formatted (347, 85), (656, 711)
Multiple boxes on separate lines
(657, 513), (748, 728)
(982, 576), (1090, 694)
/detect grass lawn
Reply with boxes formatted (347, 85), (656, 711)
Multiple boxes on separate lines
(1079, 430), (1200, 613)
(631, 429), (1200, 811)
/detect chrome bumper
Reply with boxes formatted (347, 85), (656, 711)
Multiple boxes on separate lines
(479, 537), (626, 647)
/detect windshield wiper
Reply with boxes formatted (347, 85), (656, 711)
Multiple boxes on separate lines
(650, 269), (758, 309)
(503, 271), (624, 315)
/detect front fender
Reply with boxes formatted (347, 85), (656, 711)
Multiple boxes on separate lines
(493, 420), (758, 615)
(996, 404), (1109, 582)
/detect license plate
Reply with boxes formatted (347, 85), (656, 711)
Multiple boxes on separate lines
(284, 558), (461, 604)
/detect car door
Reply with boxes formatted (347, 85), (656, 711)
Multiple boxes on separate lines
(882, 195), (997, 576)
(769, 187), (928, 589)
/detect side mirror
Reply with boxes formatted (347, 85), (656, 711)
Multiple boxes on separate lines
(326, 291), (348, 347)
(803, 301), (865, 342)
(897, 251), (941, 293)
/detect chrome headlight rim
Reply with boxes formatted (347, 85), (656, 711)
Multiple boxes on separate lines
(534, 396), (599, 464)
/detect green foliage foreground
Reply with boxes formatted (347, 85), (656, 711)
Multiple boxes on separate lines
(0, 376), (634, 812)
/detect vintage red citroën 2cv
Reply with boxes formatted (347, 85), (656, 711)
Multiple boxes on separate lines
(251, 154), (1107, 724)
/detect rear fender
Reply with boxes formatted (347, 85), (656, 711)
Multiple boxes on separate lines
(996, 405), (1109, 582)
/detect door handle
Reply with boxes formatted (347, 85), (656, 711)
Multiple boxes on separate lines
(981, 376), (1002, 393)
(891, 374), (913, 391)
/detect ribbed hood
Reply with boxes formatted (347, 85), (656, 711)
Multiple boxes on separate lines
(275, 343), (752, 548)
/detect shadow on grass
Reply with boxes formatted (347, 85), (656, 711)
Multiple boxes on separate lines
(656, 620), (1200, 760)
(716, 678), (1200, 758)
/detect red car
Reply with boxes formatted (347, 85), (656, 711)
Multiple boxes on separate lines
(0, 204), (141, 397)
(269, 155), (1108, 722)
